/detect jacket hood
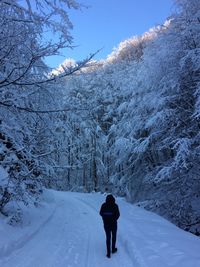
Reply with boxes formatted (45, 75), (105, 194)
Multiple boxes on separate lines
(106, 194), (115, 205)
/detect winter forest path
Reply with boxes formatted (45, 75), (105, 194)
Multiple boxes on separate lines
(1, 191), (200, 267)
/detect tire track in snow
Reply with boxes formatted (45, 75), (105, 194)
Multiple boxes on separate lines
(0, 196), (84, 267)
(0, 204), (57, 259)
(70, 196), (96, 267)
(119, 214), (171, 267)
(118, 234), (147, 267)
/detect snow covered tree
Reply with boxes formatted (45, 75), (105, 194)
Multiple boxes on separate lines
(0, 0), (85, 218)
(60, 0), (200, 235)
(103, 0), (200, 235)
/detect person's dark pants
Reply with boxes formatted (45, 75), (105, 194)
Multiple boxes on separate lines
(104, 224), (117, 255)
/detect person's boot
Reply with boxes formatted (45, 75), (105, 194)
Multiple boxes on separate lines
(112, 247), (117, 253)
(106, 252), (111, 258)
(106, 240), (111, 258)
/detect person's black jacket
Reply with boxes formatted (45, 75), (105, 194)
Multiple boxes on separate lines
(100, 194), (120, 227)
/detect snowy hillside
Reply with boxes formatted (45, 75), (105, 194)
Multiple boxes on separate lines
(0, 190), (200, 267)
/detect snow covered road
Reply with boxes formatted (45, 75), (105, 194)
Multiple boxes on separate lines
(0, 190), (200, 267)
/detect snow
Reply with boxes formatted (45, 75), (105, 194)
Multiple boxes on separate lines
(0, 166), (8, 186)
(0, 190), (200, 267)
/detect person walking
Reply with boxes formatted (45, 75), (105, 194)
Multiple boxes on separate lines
(99, 194), (120, 258)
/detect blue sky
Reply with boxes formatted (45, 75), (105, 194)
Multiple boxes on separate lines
(45, 0), (174, 68)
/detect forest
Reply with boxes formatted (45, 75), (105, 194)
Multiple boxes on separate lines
(0, 0), (200, 236)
